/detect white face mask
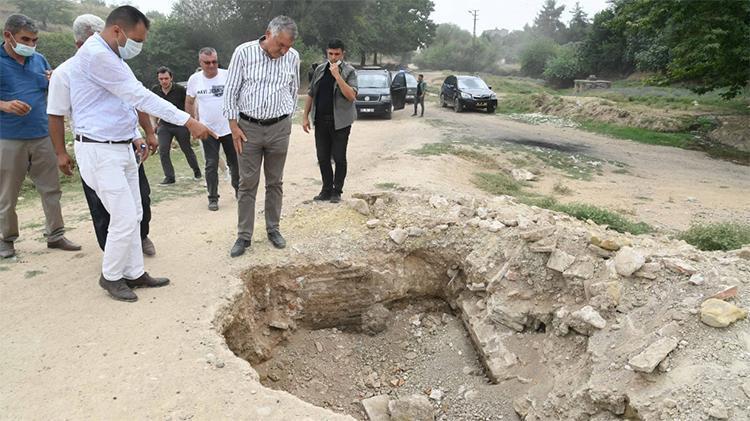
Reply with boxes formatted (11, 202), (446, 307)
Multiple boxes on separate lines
(117, 32), (142, 60)
(10, 34), (35, 57)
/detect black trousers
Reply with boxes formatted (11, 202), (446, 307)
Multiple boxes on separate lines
(82, 163), (151, 251)
(202, 133), (239, 201)
(314, 119), (351, 194)
(413, 94), (425, 116)
(157, 124), (201, 179)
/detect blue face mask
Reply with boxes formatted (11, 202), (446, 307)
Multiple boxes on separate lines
(117, 32), (142, 60)
(10, 34), (35, 57)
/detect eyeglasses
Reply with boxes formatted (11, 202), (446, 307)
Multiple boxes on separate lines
(201, 60), (218, 65)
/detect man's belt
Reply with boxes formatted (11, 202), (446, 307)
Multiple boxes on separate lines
(75, 134), (132, 144)
(239, 113), (289, 126)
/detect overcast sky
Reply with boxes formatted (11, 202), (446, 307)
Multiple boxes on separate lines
(124, 0), (611, 32)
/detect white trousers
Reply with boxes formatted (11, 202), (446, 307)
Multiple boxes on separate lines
(75, 141), (144, 281)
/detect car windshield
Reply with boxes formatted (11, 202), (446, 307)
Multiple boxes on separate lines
(458, 77), (489, 90)
(358, 74), (389, 88)
(405, 73), (417, 88)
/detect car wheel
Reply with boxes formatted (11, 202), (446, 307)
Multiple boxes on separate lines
(487, 105), (496, 114)
(440, 94), (447, 108)
(454, 98), (462, 113)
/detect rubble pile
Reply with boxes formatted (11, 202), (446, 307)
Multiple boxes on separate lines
(220, 192), (749, 421)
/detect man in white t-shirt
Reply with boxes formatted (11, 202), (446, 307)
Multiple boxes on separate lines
(186, 47), (238, 211)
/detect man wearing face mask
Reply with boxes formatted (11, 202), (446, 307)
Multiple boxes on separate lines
(224, 15), (300, 258)
(69, 6), (215, 302)
(0, 14), (81, 259)
(47, 13), (158, 257)
(302, 39), (358, 204)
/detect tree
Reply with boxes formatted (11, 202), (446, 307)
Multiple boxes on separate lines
(11, 0), (73, 30)
(543, 42), (584, 87)
(520, 36), (559, 77)
(615, 0), (750, 98)
(566, 2), (590, 43)
(37, 31), (76, 68)
(414, 23), (498, 72)
(533, 0), (566, 43)
(578, 8), (633, 77)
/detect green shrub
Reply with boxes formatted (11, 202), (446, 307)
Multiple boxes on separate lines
(679, 222), (750, 251)
(520, 37), (559, 78)
(542, 43), (584, 88)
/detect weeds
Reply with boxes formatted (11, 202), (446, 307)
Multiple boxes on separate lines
(678, 222), (750, 251)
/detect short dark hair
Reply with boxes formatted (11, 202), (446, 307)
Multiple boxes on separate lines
(4, 14), (37, 35)
(327, 39), (345, 51)
(106, 5), (150, 30)
(418, 74), (424, 78)
(156, 66), (172, 77)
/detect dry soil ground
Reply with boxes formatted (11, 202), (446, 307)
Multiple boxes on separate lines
(1, 106), (748, 420)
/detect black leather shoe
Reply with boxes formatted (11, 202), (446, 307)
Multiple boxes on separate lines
(267, 230), (286, 249)
(313, 191), (332, 201)
(99, 275), (137, 302)
(159, 177), (175, 185)
(0, 240), (15, 258)
(47, 236), (81, 251)
(230, 238), (251, 257)
(330, 192), (341, 203)
(126, 272), (170, 289)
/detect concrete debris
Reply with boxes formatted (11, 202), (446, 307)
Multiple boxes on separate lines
(361, 395), (390, 421)
(511, 168), (536, 181)
(628, 337), (679, 373)
(347, 198), (370, 215)
(663, 258), (698, 275)
(572, 305), (606, 330)
(710, 285), (738, 300)
(389, 228), (409, 245)
(613, 246), (646, 277)
(388, 394), (434, 421)
(700, 298), (747, 328)
(546, 249), (576, 273)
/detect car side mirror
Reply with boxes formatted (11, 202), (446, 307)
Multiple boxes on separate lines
(487, 86), (492, 90)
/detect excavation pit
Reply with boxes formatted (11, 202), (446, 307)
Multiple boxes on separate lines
(219, 252), (584, 420)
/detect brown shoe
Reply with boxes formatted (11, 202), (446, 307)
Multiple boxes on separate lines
(99, 275), (138, 302)
(47, 237), (81, 251)
(141, 237), (156, 256)
(126, 272), (170, 289)
(0, 240), (15, 258)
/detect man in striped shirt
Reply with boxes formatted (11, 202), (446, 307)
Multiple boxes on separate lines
(223, 15), (300, 258)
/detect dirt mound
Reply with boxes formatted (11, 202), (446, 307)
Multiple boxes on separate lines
(219, 192), (750, 420)
(708, 115), (750, 152)
(531, 93), (692, 132)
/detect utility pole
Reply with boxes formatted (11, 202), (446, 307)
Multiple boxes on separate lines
(468, 9), (479, 41)
(468, 9), (479, 72)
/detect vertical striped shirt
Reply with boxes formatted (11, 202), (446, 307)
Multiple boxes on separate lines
(223, 37), (300, 120)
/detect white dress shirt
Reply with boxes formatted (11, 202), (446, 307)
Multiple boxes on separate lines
(223, 37), (300, 120)
(69, 33), (189, 142)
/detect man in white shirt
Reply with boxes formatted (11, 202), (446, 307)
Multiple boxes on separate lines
(69, 6), (214, 302)
(223, 15), (300, 258)
(47, 13), (158, 257)
(186, 47), (238, 211)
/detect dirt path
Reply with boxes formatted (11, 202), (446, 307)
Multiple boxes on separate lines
(1, 108), (747, 419)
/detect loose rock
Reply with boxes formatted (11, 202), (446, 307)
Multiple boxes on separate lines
(700, 298), (747, 328)
(628, 337), (679, 373)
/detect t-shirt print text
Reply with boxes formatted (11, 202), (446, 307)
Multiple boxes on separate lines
(196, 85), (225, 97)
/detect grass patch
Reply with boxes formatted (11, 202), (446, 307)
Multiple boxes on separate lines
(472, 171), (652, 235)
(410, 142), (497, 167)
(580, 120), (750, 165)
(552, 182), (573, 195)
(580, 120), (695, 148)
(678, 222), (750, 251)
(495, 94), (538, 114)
(24, 270), (45, 279)
(472, 172), (526, 196)
(375, 182), (399, 190)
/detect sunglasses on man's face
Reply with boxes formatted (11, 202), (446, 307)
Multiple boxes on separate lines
(201, 60), (218, 65)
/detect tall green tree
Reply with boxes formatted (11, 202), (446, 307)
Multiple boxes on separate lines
(11, 0), (73, 29)
(566, 2), (590, 43)
(615, 0), (750, 98)
(533, 0), (566, 43)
